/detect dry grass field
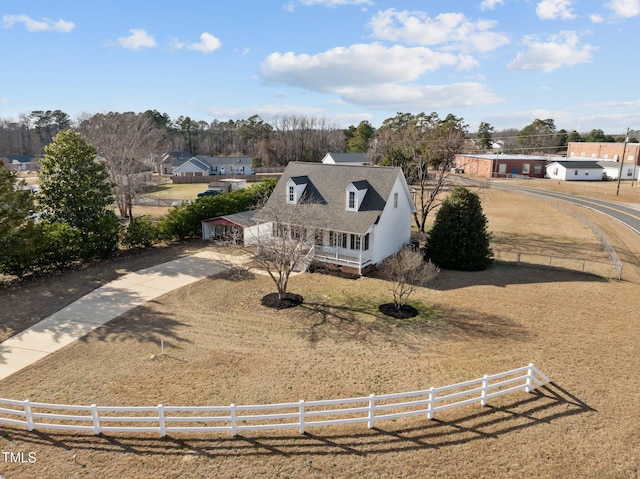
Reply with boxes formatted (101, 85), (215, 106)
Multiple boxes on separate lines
(0, 187), (639, 478)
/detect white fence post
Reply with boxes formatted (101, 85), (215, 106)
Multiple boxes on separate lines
(0, 365), (550, 437)
(480, 375), (489, 406)
(158, 404), (166, 437)
(368, 394), (376, 429)
(525, 363), (534, 393)
(91, 404), (100, 435)
(230, 404), (237, 437)
(23, 400), (34, 431)
(299, 400), (305, 435)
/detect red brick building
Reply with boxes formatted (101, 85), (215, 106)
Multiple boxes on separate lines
(567, 142), (640, 164)
(454, 154), (549, 178)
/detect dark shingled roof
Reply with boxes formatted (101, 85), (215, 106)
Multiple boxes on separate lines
(256, 162), (405, 235)
(548, 161), (604, 169)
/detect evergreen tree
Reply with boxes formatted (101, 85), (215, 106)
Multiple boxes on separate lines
(39, 130), (120, 259)
(424, 187), (493, 271)
(0, 162), (32, 239)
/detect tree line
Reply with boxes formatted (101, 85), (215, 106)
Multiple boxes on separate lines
(0, 110), (346, 166)
(2, 110), (634, 162)
(0, 129), (277, 280)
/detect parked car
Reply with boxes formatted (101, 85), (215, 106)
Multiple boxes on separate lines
(197, 189), (220, 198)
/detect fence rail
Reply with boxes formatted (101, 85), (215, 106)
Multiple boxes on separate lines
(0, 364), (549, 437)
(493, 250), (618, 278)
(488, 184), (625, 279)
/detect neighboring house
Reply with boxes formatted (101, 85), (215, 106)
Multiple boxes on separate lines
(321, 152), (372, 166)
(173, 156), (254, 177)
(159, 151), (192, 175)
(546, 160), (636, 181)
(254, 162), (416, 275)
(0, 154), (41, 171)
(202, 210), (262, 246)
(546, 161), (604, 181)
(454, 154), (548, 178)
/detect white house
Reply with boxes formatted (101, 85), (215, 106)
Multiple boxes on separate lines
(321, 152), (372, 166)
(173, 156), (253, 177)
(546, 161), (604, 181)
(254, 162), (416, 275)
(546, 160), (637, 181)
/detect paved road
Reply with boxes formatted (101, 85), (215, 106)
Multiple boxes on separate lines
(493, 182), (640, 236)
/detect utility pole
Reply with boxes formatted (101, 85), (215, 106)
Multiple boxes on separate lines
(616, 128), (630, 196)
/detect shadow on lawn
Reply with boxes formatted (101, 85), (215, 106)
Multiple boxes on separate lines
(2, 382), (593, 460)
(78, 302), (192, 351)
(296, 294), (532, 351)
(431, 262), (607, 291)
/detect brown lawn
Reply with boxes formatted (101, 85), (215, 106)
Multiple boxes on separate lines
(0, 187), (639, 479)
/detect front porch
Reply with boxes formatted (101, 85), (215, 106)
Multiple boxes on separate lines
(311, 244), (373, 275)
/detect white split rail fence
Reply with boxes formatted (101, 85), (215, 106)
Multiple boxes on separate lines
(0, 364), (549, 437)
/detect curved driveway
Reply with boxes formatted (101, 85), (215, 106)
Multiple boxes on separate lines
(0, 251), (250, 381)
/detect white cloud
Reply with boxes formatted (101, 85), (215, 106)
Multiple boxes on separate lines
(298, 0), (373, 7)
(117, 29), (156, 50)
(205, 103), (325, 118)
(582, 99), (640, 109)
(0, 98), (9, 104)
(590, 14), (604, 23)
(334, 83), (503, 109)
(187, 32), (222, 53)
(605, 0), (640, 17)
(168, 37), (186, 51)
(507, 31), (594, 73)
(480, 0), (504, 10)
(536, 0), (577, 20)
(262, 43), (460, 91)
(369, 9), (510, 53)
(1, 14), (74, 32)
(261, 43), (502, 110)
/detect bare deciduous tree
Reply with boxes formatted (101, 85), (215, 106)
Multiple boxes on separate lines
(379, 248), (439, 312)
(247, 197), (325, 306)
(372, 112), (467, 233)
(79, 112), (168, 221)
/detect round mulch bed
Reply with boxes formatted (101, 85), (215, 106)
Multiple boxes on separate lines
(260, 292), (304, 309)
(378, 303), (419, 319)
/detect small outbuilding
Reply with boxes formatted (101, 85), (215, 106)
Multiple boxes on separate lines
(202, 210), (265, 246)
(546, 161), (604, 181)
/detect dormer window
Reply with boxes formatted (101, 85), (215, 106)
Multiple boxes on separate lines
(346, 180), (369, 211)
(286, 176), (309, 204)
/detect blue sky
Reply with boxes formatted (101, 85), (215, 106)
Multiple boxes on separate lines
(1, 0), (639, 133)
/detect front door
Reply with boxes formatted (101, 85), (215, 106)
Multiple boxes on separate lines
(498, 164), (507, 174)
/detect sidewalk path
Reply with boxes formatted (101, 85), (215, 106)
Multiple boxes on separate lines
(0, 250), (247, 381)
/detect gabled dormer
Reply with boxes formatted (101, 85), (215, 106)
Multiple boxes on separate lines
(285, 176), (309, 204)
(345, 180), (369, 211)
